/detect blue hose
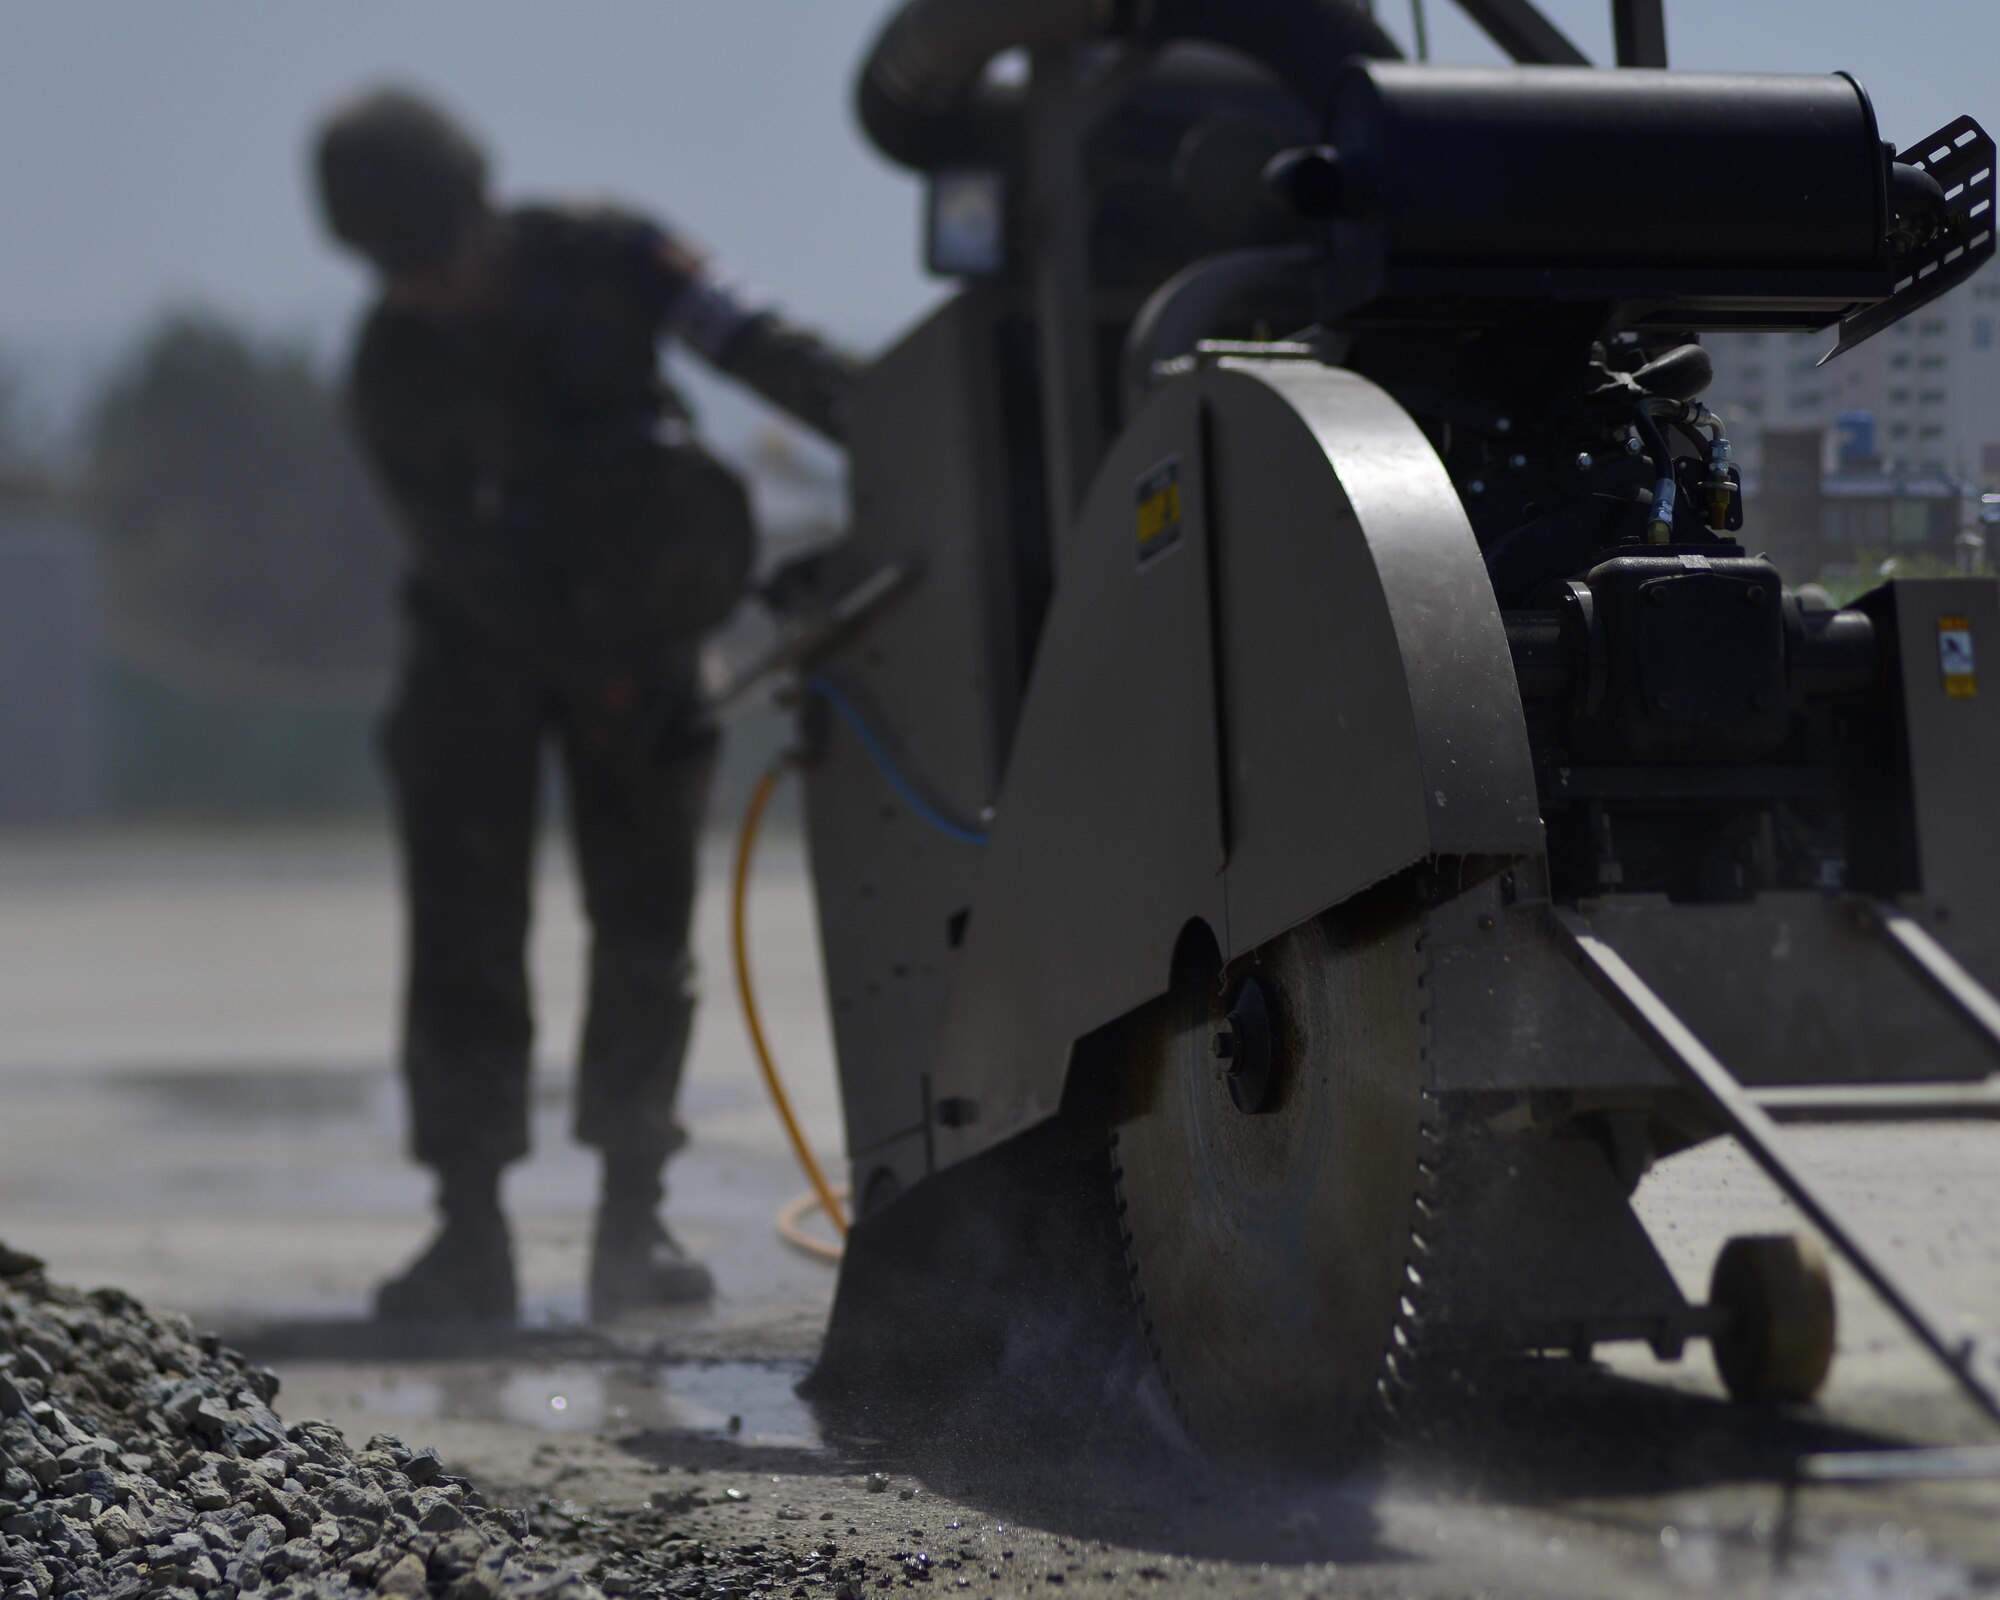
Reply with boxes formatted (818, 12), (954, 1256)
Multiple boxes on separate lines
(802, 674), (990, 847)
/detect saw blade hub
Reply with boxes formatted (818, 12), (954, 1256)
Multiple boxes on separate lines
(1213, 974), (1279, 1116)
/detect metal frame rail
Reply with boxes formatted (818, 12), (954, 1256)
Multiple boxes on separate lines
(1553, 906), (2000, 1430)
(1453, 0), (1666, 67)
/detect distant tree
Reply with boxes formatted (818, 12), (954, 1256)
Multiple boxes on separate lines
(0, 359), (59, 507)
(86, 312), (400, 692)
(0, 363), (24, 470)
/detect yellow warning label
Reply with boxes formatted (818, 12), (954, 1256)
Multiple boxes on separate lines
(1137, 483), (1179, 544)
(1134, 455), (1183, 567)
(1939, 614), (1977, 697)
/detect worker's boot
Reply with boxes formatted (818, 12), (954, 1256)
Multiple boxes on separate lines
(375, 1164), (517, 1323)
(588, 1160), (714, 1321)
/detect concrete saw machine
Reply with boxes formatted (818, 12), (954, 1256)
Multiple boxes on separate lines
(766, 0), (2000, 1461)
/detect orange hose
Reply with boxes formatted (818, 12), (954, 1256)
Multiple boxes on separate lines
(776, 1184), (850, 1264)
(732, 759), (850, 1248)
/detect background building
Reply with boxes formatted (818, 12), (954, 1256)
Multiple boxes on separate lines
(1707, 276), (2000, 581)
(1749, 425), (1966, 582)
(1707, 277), (2000, 485)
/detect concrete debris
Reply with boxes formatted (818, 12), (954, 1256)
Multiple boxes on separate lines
(527, 1495), (915, 1600)
(0, 1251), (962, 1600)
(0, 1248), (45, 1283)
(0, 1247), (597, 1600)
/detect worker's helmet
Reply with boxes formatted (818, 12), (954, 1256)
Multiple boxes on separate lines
(313, 86), (490, 276)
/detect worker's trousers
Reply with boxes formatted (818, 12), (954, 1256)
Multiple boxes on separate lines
(382, 600), (717, 1175)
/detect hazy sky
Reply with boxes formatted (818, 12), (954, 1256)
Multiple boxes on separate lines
(3, 0), (1995, 432)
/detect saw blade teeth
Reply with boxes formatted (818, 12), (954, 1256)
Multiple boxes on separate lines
(1112, 890), (1491, 1463)
(1364, 903), (1449, 1445)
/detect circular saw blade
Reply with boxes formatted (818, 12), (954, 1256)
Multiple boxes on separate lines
(1110, 898), (1435, 1463)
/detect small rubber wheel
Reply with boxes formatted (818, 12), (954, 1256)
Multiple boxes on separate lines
(1708, 1232), (1837, 1404)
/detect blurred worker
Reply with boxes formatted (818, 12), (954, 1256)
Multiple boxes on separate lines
(312, 85), (856, 1323)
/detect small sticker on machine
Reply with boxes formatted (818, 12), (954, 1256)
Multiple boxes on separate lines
(1135, 455), (1183, 568)
(1938, 615), (1977, 697)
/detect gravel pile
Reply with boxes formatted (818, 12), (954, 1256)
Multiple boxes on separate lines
(0, 1245), (603, 1600)
(0, 1249), (931, 1600)
(525, 1494), (920, 1600)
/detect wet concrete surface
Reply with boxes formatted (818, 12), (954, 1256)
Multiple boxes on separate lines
(1, 828), (1997, 1598)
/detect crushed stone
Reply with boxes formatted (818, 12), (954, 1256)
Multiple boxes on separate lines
(0, 1247), (929, 1600)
